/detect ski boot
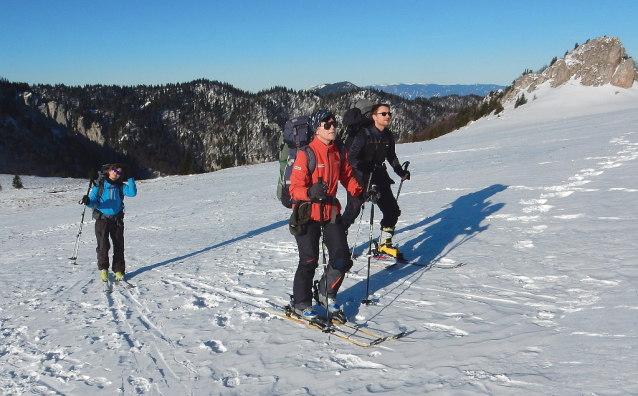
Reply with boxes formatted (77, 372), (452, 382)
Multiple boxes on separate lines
(287, 296), (318, 321)
(377, 227), (403, 259)
(313, 281), (347, 324)
(100, 269), (109, 282)
(114, 272), (124, 281)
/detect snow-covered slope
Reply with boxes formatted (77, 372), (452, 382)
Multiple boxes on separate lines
(2, 81), (638, 395)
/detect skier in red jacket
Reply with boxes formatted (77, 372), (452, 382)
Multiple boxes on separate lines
(288, 109), (375, 322)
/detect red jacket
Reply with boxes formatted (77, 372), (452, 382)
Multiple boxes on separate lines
(290, 138), (363, 222)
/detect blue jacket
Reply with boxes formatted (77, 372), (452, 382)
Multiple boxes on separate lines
(88, 178), (137, 216)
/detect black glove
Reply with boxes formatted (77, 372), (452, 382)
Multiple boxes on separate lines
(394, 165), (410, 181)
(361, 187), (380, 203)
(307, 180), (328, 200)
(81, 195), (91, 205)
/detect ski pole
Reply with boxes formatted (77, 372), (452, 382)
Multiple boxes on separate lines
(395, 161), (410, 202)
(349, 170), (375, 259)
(362, 184), (377, 305)
(349, 209), (366, 260)
(317, 177), (332, 330)
(70, 177), (95, 265)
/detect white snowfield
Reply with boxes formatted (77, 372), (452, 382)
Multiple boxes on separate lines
(1, 81), (638, 395)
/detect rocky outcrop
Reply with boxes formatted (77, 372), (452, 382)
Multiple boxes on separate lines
(504, 37), (635, 102)
(611, 58), (636, 88)
(18, 91), (106, 145)
(76, 117), (106, 146)
(41, 101), (72, 129)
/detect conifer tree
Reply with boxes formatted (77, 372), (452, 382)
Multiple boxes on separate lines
(515, 94), (528, 108)
(13, 173), (24, 189)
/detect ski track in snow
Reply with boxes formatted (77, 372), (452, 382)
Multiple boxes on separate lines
(2, 84), (638, 395)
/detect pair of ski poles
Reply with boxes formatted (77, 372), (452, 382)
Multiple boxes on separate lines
(359, 161), (410, 305)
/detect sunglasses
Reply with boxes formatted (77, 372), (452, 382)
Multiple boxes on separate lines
(320, 121), (338, 129)
(375, 112), (392, 117)
(111, 169), (122, 175)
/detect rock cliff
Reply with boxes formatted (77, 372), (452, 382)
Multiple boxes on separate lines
(504, 37), (636, 103)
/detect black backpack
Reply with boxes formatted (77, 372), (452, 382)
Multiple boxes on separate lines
(276, 116), (345, 208)
(340, 107), (373, 150)
(277, 116), (313, 208)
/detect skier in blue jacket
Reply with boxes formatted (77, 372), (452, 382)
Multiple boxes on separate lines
(82, 164), (137, 282)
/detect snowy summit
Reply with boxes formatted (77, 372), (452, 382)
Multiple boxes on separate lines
(1, 80), (638, 394)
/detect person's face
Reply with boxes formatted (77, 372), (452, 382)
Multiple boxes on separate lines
(372, 106), (391, 129)
(109, 168), (123, 181)
(315, 118), (337, 145)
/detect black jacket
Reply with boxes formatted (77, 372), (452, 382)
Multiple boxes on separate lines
(348, 125), (405, 186)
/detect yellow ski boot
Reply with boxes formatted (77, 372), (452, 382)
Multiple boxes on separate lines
(377, 227), (403, 259)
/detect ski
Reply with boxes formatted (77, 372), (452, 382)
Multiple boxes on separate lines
(263, 305), (405, 347)
(102, 280), (112, 294)
(323, 315), (406, 343)
(355, 253), (464, 269)
(113, 279), (136, 289)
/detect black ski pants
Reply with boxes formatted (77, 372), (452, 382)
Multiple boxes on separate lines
(293, 215), (353, 310)
(95, 219), (126, 274)
(342, 182), (400, 231)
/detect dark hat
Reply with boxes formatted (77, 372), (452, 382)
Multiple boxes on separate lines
(308, 109), (334, 133)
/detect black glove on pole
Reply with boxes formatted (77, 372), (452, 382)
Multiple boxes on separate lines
(307, 179), (327, 201)
(395, 161), (410, 202)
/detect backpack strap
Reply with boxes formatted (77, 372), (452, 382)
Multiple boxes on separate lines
(95, 180), (125, 202)
(303, 144), (340, 222)
(93, 180), (126, 219)
(304, 141), (347, 176)
(303, 146), (316, 175)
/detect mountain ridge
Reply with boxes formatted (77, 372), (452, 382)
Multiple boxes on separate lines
(307, 81), (505, 98)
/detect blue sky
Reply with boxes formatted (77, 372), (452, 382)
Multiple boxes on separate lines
(1, 0), (636, 93)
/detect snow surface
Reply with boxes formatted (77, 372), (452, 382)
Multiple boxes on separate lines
(2, 81), (638, 395)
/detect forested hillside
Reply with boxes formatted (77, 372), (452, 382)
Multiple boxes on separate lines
(0, 78), (481, 178)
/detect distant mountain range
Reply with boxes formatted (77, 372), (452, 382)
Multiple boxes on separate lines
(367, 83), (506, 99)
(308, 82), (504, 98)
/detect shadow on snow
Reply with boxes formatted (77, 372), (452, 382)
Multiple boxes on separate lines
(341, 184), (508, 317)
(126, 219), (289, 278)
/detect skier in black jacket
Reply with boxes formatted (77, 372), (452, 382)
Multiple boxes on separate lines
(341, 104), (410, 258)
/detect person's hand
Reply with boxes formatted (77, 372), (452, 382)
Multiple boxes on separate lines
(81, 195), (91, 205)
(361, 187), (380, 203)
(307, 180), (328, 200)
(401, 170), (410, 181)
